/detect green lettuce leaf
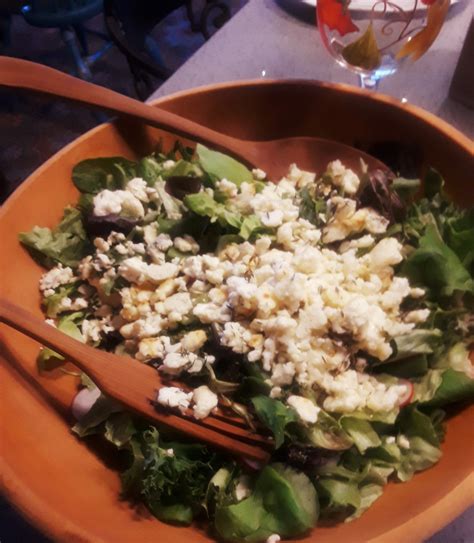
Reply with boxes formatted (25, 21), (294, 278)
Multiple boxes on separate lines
(423, 369), (474, 408)
(196, 144), (253, 187)
(72, 157), (137, 193)
(161, 158), (202, 180)
(251, 396), (297, 448)
(391, 329), (443, 359)
(137, 156), (163, 185)
(316, 454), (392, 521)
(37, 312), (84, 372)
(104, 412), (136, 447)
(397, 405), (441, 447)
(215, 464), (318, 542)
(298, 186), (326, 226)
(43, 283), (78, 317)
(346, 483), (384, 521)
(423, 168), (444, 199)
(137, 429), (220, 526)
(19, 207), (91, 268)
(340, 418), (381, 453)
(184, 192), (242, 230)
(415, 344), (474, 406)
(444, 210), (474, 273)
(305, 410), (353, 451)
(412, 369), (443, 403)
(402, 224), (474, 297)
(316, 478), (361, 511)
(239, 215), (266, 240)
(396, 436), (442, 482)
(72, 394), (123, 437)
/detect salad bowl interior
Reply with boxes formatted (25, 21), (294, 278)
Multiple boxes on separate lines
(0, 79), (473, 543)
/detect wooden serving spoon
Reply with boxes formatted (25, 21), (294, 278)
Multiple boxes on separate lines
(0, 56), (388, 178)
(0, 298), (272, 461)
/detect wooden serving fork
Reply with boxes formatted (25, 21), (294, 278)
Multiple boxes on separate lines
(0, 298), (272, 462)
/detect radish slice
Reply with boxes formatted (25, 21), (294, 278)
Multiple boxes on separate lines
(72, 386), (101, 420)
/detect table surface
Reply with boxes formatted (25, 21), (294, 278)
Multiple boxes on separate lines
(149, 1), (474, 541)
(151, 0), (474, 139)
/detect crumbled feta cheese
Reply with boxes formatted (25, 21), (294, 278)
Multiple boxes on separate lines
(81, 318), (112, 343)
(118, 258), (178, 285)
(192, 386), (218, 419)
(126, 177), (151, 202)
(286, 163), (315, 188)
(56, 296), (88, 313)
(162, 159), (175, 170)
(162, 351), (190, 374)
(271, 362), (296, 386)
(369, 238), (403, 270)
(287, 395), (320, 424)
(40, 265), (75, 295)
(397, 434), (410, 449)
(326, 160), (360, 194)
(181, 329), (207, 352)
(193, 302), (232, 324)
(322, 197), (388, 243)
(235, 475), (251, 501)
(93, 189), (144, 218)
(266, 534), (281, 543)
(405, 309), (430, 323)
(340, 234), (375, 253)
(410, 287), (425, 298)
(156, 386), (192, 414)
(66, 159), (429, 421)
(174, 235), (199, 254)
(93, 237), (110, 252)
(252, 168), (267, 180)
(216, 178), (239, 197)
(269, 386), (282, 398)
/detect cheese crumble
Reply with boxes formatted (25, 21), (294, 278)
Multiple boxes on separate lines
(40, 162), (428, 420)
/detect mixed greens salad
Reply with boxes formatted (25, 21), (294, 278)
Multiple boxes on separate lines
(20, 142), (473, 542)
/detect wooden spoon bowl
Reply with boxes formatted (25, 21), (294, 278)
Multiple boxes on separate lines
(0, 57), (388, 178)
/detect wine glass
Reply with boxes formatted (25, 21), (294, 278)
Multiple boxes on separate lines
(317, 0), (451, 89)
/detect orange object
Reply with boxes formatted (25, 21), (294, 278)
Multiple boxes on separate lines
(396, 0), (450, 61)
(0, 79), (473, 543)
(317, 0), (359, 37)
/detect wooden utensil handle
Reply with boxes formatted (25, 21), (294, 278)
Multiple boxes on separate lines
(0, 298), (102, 380)
(0, 56), (250, 163)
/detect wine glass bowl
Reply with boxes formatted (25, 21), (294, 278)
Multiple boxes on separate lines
(317, 0), (451, 88)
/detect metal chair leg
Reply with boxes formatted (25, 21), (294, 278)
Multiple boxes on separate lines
(200, 1), (230, 40)
(185, 0), (201, 32)
(61, 27), (92, 80)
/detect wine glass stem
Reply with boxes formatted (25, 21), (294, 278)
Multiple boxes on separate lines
(358, 74), (379, 91)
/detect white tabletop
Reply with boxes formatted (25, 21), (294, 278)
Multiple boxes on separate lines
(151, 0), (474, 139)
(149, 1), (473, 540)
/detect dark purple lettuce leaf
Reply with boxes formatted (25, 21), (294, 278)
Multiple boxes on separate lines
(165, 176), (202, 200)
(276, 444), (339, 471)
(358, 169), (406, 223)
(85, 214), (138, 237)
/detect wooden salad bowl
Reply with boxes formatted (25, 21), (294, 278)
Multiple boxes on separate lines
(1, 80), (473, 543)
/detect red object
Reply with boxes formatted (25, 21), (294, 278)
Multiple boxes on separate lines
(399, 380), (415, 407)
(421, 0), (437, 5)
(317, 0), (359, 37)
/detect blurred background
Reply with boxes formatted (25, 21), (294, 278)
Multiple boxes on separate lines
(0, 0), (247, 201)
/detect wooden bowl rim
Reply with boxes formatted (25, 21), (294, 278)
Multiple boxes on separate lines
(1, 79), (473, 543)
